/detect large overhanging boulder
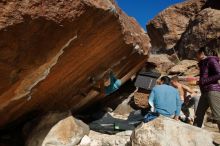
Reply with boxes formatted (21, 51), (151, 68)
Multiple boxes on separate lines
(0, 0), (150, 127)
(147, 0), (206, 51)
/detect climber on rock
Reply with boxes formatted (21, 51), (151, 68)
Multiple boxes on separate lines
(89, 69), (122, 96)
(103, 69), (122, 96)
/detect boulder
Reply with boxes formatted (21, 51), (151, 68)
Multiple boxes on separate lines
(147, 0), (206, 51)
(85, 130), (132, 146)
(42, 117), (89, 146)
(147, 54), (175, 73)
(177, 8), (220, 59)
(168, 60), (198, 75)
(113, 95), (134, 116)
(78, 135), (91, 146)
(26, 112), (89, 146)
(0, 0), (150, 127)
(133, 92), (149, 109)
(131, 116), (214, 146)
(25, 112), (70, 146)
(184, 66), (200, 76)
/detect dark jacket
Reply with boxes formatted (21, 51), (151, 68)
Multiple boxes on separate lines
(198, 56), (220, 93)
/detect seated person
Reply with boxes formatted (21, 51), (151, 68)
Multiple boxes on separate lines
(171, 76), (200, 122)
(148, 76), (181, 120)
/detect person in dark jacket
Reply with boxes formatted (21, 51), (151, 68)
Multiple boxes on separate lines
(193, 47), (220, 132)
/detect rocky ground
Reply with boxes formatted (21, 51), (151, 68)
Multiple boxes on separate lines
(0, 0), (220, 145)
(22, 79), (220, 146)
(20, 58), (220, 146)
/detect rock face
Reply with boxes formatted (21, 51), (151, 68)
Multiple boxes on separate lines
(80, 130), (132, 146)
(25, 112), (70, 146)
(42, 117), (89, 146)
(147, 0), (220, 59)
(133, 92), (149, 109)
(131, 116), (214, 146)
(0, 0), (150, 127)
(177, 8), (220, 59)
(147, 0), (206, 51)
(168, 60), (198, 75)
(26, 112), (89, 146)
(147, 54), (175, 73)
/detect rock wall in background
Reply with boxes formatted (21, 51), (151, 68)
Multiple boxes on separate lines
(147, 0), (206, 51)
(0, 0), (150, 127)
(147, 0), (220, 59)
(177, 8), (220, 58)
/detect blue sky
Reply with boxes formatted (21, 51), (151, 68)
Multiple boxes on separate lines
(116, 0), (185, 30)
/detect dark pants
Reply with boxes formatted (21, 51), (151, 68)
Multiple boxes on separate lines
(193, 93), (209, 127)
(182, 96), (200, 118)
(193, 91), (220, 127)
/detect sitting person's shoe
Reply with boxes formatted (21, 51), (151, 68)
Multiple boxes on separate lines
(213, 141), (220, 146)
(213, 134), (220, 146)
(186, 117), (194, 125)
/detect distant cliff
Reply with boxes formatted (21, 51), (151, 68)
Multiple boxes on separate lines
(147, 0), (220, 59)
